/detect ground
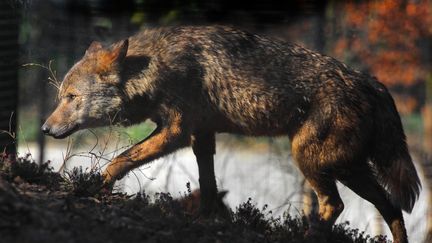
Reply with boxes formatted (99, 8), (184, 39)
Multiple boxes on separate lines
(0, 154), (389, 243)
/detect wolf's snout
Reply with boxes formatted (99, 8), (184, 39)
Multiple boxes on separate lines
(41, 123), (51, 135)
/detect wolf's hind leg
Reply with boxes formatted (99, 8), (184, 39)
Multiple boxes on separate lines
(337, 166), (408, 243)
(303, 175), (344, 230)
(296, 172), (344, 243)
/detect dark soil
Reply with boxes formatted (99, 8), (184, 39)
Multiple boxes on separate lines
(0, 154), (389, 243)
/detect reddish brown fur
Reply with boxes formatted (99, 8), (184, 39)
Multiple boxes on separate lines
(43, 26), (421, 243)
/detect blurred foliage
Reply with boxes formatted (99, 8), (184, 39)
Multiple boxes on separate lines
(402, 113), (424, 135)
(330, 0), (432, 87)
(124, 122), (156, 143)
(17, 110), (39, 145)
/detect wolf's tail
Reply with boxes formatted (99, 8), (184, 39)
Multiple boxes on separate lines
(371, 83), (421, 213)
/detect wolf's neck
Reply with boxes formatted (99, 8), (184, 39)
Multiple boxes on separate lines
(121, 55), (160, 100)
(120, 28), (171, 100)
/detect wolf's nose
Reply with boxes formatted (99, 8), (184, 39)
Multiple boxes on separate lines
(41, 124), (50, 134)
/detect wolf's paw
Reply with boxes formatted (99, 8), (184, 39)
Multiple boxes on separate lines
(197, 201), (231, 222)
(304, 218), (332, 243)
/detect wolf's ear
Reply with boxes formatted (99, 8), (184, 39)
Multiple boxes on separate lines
(86, 41), (103, 55)
(96, 39), (129, 73)
(108, 39), (129, 63)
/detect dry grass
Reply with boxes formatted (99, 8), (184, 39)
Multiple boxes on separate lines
(0, 153), (390, 243)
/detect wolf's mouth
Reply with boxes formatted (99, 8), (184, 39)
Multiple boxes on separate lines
(52, 123), (80, 139)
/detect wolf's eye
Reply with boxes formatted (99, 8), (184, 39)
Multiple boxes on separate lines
(66, 94), (77, 101)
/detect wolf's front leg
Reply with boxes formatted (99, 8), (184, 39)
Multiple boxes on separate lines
(102, 113), (191, 186)
(191, 132), (217, 216)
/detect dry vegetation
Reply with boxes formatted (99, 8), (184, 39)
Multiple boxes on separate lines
(0, 153), (390, 243)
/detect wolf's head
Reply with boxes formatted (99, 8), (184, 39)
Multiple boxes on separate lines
(42, 40), (129, 139)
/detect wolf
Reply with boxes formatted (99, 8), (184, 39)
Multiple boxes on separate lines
(42, 26), (421, 243)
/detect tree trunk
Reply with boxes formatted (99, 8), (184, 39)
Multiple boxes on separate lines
(0, 1), (19, 159)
